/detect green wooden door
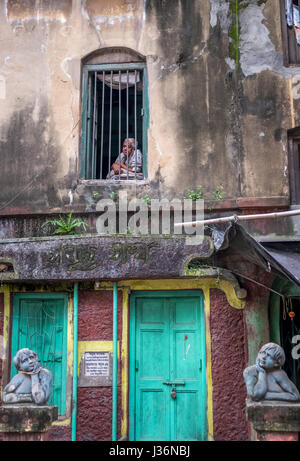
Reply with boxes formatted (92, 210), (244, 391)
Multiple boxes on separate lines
(11, 293), (68, 416)
(129, 291), (206, 441)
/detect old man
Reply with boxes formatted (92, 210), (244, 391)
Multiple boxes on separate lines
(107, 138), (142, 179)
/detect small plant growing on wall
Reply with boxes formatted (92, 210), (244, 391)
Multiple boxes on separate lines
(142, 194), (151, 207)
(110, 191), (116, 201)
(211, 186), (225, 201)
(42, 213), (88, 235)
(185, 186), (203, 201)
(92, 191), (100, 200)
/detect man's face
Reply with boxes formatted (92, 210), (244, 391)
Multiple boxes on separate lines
(257, 348), (278, 370)
(20, 351), (37, 372)
(122, 141), (134, 157)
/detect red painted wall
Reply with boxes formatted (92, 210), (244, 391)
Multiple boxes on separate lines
(209, 288), (249, 441)
(0, 293), (3, 406)
(1, 285), (265, 441)
(49, 289), (123, 441)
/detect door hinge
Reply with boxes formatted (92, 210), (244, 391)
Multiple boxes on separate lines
(141, 108), (144, 117)
(199, 359), (202, 371)
(135, 360), (139, 371)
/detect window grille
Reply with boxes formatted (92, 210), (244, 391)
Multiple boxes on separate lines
(81, 63), (147, 180)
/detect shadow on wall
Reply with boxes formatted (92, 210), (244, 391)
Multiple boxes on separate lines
(145, 0), (240, 196)
(0, 102), (62, 211)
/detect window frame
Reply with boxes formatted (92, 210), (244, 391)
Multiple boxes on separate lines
(280, 0), (300, 66)
(288, 127), (300, 204)
(80, 62), (149, 181)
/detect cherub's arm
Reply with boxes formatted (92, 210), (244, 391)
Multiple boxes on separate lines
(3, 373), (24, 393)
(31, 369), (52, 405)
(265, 370), (300, 401)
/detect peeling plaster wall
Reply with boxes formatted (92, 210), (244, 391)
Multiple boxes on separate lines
(0, 0), (297, 216)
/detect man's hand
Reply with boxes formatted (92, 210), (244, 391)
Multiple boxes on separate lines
(120, 162), (133, 172)
(112, 162), (119, 174)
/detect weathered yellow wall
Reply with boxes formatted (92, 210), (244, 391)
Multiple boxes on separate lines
(0, 0), (295, 212)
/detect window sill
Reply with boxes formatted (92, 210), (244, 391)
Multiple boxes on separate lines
(78, 179), (149, 186)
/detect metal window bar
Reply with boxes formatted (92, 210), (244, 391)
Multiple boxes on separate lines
(109, 70), (113, 179)
(293, 0), (296, 61)
(134, 70), (137, 180)
(100, 70), (105, 180)
(119, 70), (121, 180)
(86, 75), (92, 178)
(91, 71), (98, 179)
(126, 70), (129, 180)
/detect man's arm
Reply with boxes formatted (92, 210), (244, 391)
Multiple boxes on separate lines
(130, 150), (142, 173)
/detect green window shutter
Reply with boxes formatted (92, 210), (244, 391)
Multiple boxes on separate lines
(11, 294), (68, 416)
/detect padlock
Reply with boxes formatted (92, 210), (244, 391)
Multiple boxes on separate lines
(171, 388), (176, 399)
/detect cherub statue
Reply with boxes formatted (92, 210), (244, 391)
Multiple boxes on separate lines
(243, 342), (300, 402)
(2, 348), (52, 405)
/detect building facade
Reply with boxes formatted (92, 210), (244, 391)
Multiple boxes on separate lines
(0, 0), (300, 441)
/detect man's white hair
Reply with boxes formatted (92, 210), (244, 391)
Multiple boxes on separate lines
(124, 138), (138, 149)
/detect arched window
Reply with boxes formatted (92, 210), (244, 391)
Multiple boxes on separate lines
(80, 47), (148, 180)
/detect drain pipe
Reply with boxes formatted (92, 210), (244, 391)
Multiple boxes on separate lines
(112, 281), (118, 441)
(72, 282), (79, 442)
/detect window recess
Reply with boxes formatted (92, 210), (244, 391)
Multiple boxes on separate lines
(80, 63), (148, 180)
(281, 0), (300, 66)
(288, 127), (300, 204)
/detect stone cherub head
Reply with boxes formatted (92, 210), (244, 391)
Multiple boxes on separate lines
(2, 348), (52, 405)
(243, 342), (300, 402)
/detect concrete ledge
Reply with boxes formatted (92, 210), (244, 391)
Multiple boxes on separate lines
(246, 399), (300, 432)
(0, 404), (58, 433)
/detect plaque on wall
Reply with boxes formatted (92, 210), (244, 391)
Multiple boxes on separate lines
(78, 351), (113, 387)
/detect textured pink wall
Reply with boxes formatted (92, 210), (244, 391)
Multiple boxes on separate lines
(209, 288), (249, 441)
(48, 290), (123, 441)
(77, 290), (122, 440)
(0, 293), (3, 406)
(78, 290), (123, 340)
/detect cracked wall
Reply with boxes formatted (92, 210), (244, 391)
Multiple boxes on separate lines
(0, 0), (297, 216)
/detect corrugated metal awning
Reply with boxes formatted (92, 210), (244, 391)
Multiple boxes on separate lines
(211, 223), (300, 288)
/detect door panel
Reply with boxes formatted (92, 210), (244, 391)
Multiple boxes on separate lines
(130, 291), (206, 441)
(11, 294), (68, 416)
(175, 390), (199, 441)
(135, 297), (170, 440)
